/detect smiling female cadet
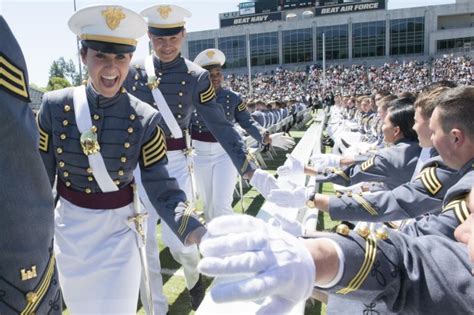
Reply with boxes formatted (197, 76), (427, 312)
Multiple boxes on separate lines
(36, 5), (203, 314)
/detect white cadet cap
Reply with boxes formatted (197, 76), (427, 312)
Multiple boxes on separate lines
(68, 5), (147, 53)
(194, 49), (226, 69)
(141, 5), (191, 36)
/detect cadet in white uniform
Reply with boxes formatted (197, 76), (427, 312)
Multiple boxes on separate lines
(37, 6), (204, 314)
(192, 49), (294, 221)
(124, 5), (261, 311)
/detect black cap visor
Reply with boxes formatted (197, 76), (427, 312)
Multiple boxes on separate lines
(203, 64), (222, 71)
(81, 40), (136, 54)
(148, 26), (183, 37)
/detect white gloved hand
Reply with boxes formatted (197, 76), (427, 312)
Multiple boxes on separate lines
(267, 186), (313, 209)
(277, 154), (305, 177)
(269, 212), (305, 237)
(270, 132), (295, 150)
(198, 215), (315, 315)
(249, 169), (280, 199)
(310, 153), (341, 168)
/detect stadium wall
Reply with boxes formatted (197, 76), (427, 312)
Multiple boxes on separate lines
(185, 1), (473, 74)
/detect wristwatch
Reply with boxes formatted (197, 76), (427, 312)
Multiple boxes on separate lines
(305, 192), (316, 208)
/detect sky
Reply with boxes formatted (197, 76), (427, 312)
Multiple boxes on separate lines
(0, 0), (454, 87)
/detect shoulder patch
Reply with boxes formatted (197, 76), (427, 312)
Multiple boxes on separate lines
(237, 101), (246, 112)
(0, 53), (30, 102)
(416, 166), (442, 195)
(141, 127), (166, 167)
(361, 156), (375, 171)
(442, 194), (469, 223)
(199, 81), (216, 104)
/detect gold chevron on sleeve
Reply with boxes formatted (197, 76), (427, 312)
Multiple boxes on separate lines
(141, 127), (167, 167)
(38, 125), (49, 152)
(334, 168), (350, 182)
(337, 236), (377, 295)
(361, 156), (375, 171)
(0, 54), (30, 101)
(237, 101), (246, 112)
(442, 194), (469, 223)
(417, 166), (442, 195)
(178, 203), (194, 236)
(351, 194), (378, 216)
(199, 81), (216, 104)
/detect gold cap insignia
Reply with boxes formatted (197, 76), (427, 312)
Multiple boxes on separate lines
(206, 51), (216, 59)
(158, 6), (172, 19)
(102, 7), (126, 30)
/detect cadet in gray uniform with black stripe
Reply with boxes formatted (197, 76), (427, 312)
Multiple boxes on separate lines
(196, 86), (474, 314)
(294, 87), (460, 225)
(124, 5), (260, 310)
(36, 6), (204, 314)
(315, 103), (421, 190)
(0, 15), (62, 315)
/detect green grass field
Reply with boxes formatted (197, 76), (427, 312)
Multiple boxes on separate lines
(64, 121), (340, 315)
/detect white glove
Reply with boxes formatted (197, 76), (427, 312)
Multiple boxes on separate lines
(249, 169), (280, 199)
(277, 154), (305, 177)
(269, 212), (305, 237)
(198, 215), (315, 315)
(267, 186), (313, 209)
(270, 132), (295, 150)
(310, 153), (341, 168)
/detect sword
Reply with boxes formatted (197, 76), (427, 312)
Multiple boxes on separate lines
(238, 175), (246, 213)
(128, 184), (154, 315)
(184, 129), (198, 205)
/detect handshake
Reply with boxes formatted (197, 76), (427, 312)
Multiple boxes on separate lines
(249, 153), (341, 209)
(198, 214), (316, 314)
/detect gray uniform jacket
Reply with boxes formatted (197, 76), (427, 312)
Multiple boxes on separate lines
(316, 162), (474, 314)
(316, 139), (421, 190)
(0, 16), (61, 315)
(401, 160), (474, 240)
(124, 55), (257, 175)
(251, 111), (266, 127)
(191, 87), (264, 143)
(328, 156), (461, 222)
(317, 229), (473, 314)
(37, 84), (202, 242)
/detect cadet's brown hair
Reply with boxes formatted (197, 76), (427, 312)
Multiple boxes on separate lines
(414, 87), (450, 119)
(436, 86), (474, 139)
(377, 95), (397, 111)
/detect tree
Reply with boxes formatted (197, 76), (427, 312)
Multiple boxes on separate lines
(47, 57), (86, 88)
(47, 76), (71, 91)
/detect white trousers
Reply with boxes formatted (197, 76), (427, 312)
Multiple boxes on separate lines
(140, 150), (200, 296)
(193, 140), (238, 222)
(54, 198), (141, 314)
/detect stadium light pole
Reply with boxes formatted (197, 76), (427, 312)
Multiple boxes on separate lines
(73, 0), (83, 83)
(322, 32), (326, 95)
(246, 32), (252, 96)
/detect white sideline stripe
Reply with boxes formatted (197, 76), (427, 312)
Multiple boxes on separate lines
(197, 110), (326, 315)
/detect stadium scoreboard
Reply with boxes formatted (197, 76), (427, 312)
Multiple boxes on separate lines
(282, 0), (316, 10)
